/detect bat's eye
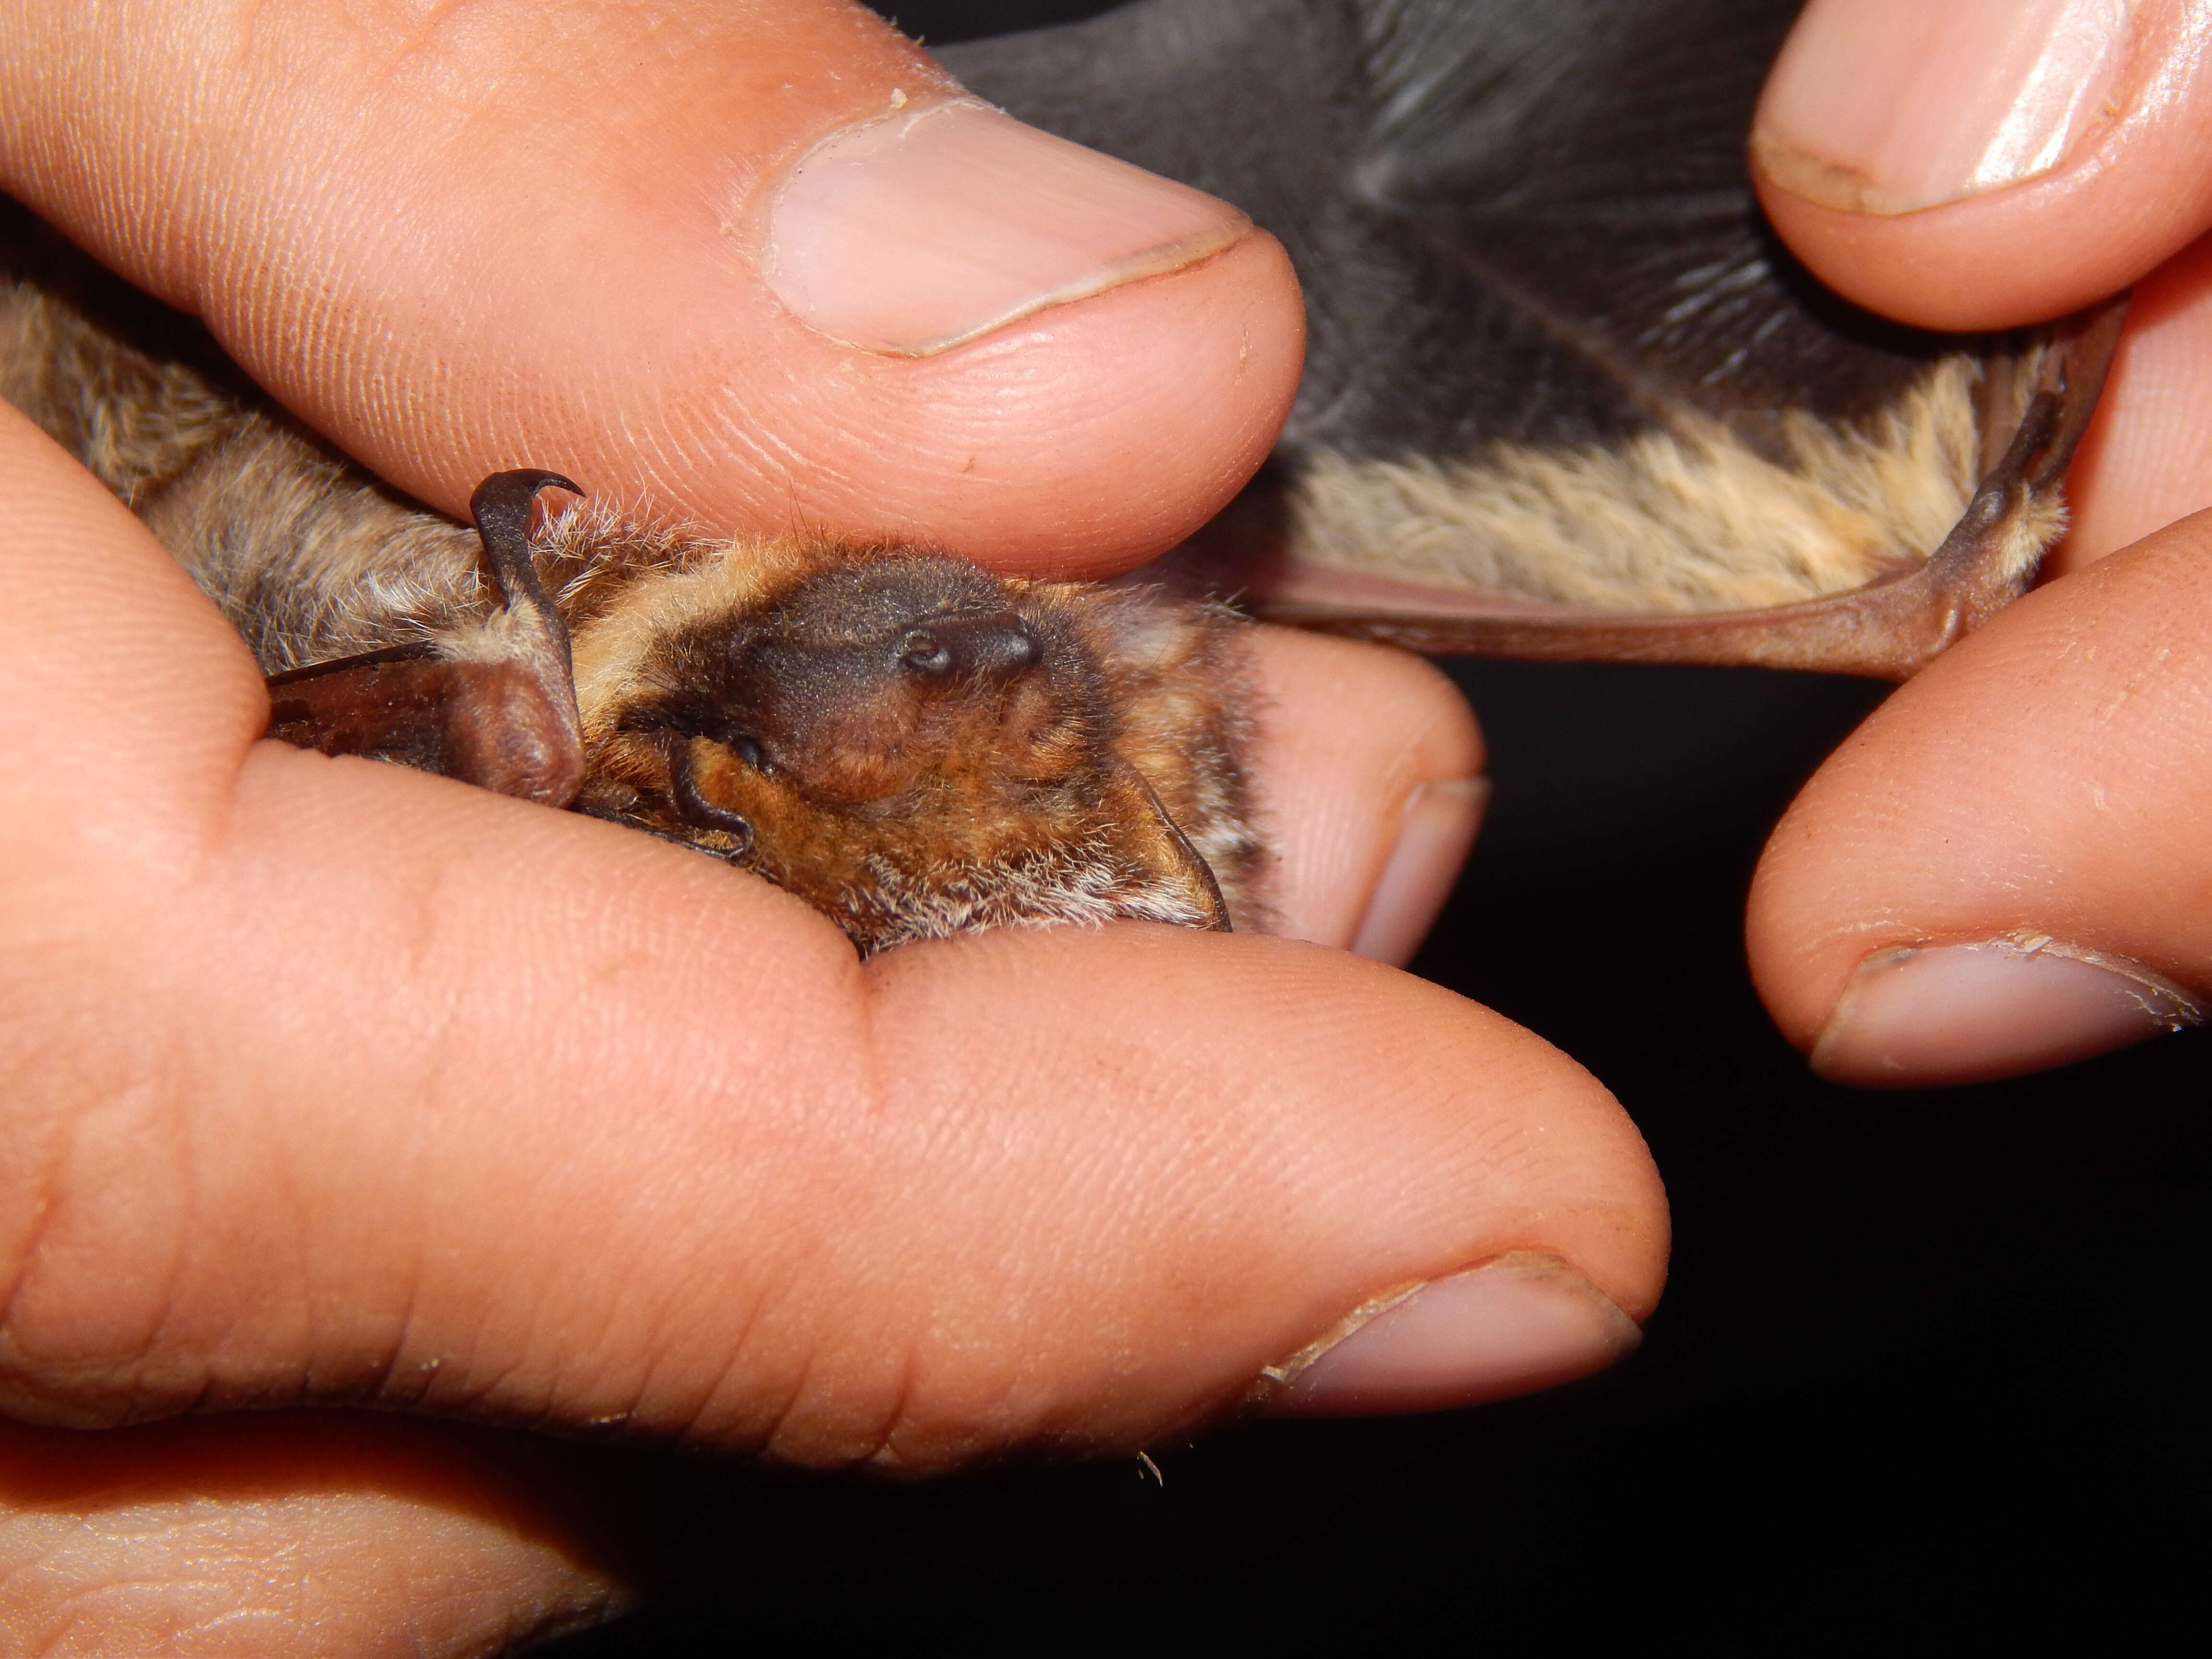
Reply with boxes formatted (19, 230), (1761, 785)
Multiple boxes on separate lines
(723, 734), (763, 769)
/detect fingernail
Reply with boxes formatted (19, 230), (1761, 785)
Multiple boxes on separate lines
(1350, 777), (1488, 965)
(1753, 0), (2136, 215)
(1813, 933), (2201, 1088)
(1261, 1252), (1642, 1418)
(764, 98), (1250, 356)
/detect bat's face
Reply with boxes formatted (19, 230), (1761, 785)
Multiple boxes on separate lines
(612, 558), (1094, 803)
(570, 552), (1238, 951)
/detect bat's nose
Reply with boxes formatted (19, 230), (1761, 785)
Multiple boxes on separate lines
(899, 612), (1038, 683)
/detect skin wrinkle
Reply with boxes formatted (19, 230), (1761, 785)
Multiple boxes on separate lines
(429, 1255), (564, 1430)
(469, 1245), (611, 1435)
(731, 1318), (847, 1467)
(198, 1098), (311, 1415)
(39, 849), (368, 1420)
(592, 1127), (827, 1448)
(47, 1076), (198, 1422)
(837, 1339), (928, 1473)
(368, 1218), (438, 1421)
(196, 1054), (352, 1416)
(12, 751), (444, 1424)
(0, 998), (120, 1360)
(692, 945), (1170, 1461)
(510, 1145), (752, 1434)
(576, 1315), (704, 1453)
(821, 1247), (1025, 1463)
(0, 1481), (601, 1653)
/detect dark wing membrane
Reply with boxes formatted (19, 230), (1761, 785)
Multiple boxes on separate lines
(941, 0), (2119, 677)
(942, 0), (1945, 460)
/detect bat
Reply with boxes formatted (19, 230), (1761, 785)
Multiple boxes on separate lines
(0, 202), (1260, 954)
(0, 0), (2125, 953)
(936, 0), (2122, 678)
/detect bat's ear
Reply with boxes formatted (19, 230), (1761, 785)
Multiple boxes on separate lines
(263, 472), (589, 805)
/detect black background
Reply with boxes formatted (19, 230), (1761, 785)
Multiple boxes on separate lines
(548, 4), (2209, 1650)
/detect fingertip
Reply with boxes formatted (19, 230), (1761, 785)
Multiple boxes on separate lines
(1749, 517), (2212, 1087)
(1750, 169), (2136, 333)
(1807, 936), (2201, 1089)
(818, 224), (1306, 573)
(1349, 776), (1488, 967)
(1262, 1252), (1644, 1419)
(1751, 0), (2212, 332)
(1243, 630), (1485, 953)
(859, 926), (1666, 1445)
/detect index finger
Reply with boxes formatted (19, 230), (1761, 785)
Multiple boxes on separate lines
(0, 0), (1302, 574)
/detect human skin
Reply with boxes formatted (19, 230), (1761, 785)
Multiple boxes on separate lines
(1747, 0), (2212, 1085)
(0, 2), (1667, 1651)
(25, 0), (2205, 1644)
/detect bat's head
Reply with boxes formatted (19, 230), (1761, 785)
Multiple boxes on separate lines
(574, 551), (1232, 951)
(624, 555), (1095, 790)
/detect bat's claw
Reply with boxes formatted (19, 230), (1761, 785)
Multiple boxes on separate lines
(469, 471), (584, 615)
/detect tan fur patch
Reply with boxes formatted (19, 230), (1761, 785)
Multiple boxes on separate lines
(1993, 490), (2070, 589)
(1286, 356), (1997, 613)
(563, 523), (826, 736)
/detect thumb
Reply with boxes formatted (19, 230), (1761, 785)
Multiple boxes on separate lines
(0, 0), (1301, 572)
(1748, 512), (2212, 1086)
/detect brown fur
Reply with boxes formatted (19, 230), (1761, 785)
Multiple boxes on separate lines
(0, 204), (1263, 951)
(567, 539), (1262, 950)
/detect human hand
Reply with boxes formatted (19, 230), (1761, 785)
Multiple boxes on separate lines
(0, 2), (1666, 1650)
(1747, 0), (2212, 1084)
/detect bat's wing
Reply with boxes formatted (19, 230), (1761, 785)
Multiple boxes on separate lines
(939, 0), (2121, 678)
(266, 472), (586, 806)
